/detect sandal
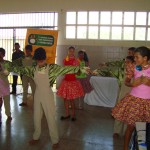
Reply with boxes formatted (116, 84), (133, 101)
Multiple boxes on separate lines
(6, 116), (12, 122)
(71, 117), (76, 122)
(19, 102), (27, 107)
(113, 133), (119, 138)
(29, 139), (39, 145)
(60, 115), (70, 120)
(52, 143), (59, 149)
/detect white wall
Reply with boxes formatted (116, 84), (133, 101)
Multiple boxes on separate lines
(1, 0), (150, 13)
(1, 0), (150, 69)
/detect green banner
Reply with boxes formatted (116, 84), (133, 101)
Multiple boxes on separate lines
(28, 34), (54, 46)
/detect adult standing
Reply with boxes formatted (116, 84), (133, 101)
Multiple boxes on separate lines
(10, 43), (25, 95)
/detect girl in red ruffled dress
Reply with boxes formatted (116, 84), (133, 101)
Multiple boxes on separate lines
(57, 46), (84, 121)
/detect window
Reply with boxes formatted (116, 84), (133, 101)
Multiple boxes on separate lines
(112, 12), (122, 25)
(0, 12), (58, 84)
(66, 26), (76, 38)
(124, 12), (134, 25)
(123, 27), (134, 40)
(0, 13), (58, 28)
(136, 12), (147, 25)
(148, 12), (150, 25)
(66, 12), (76, 24)
(89, 11), (99, 24)
(100, 26), (110, 39)
(77, 26), (87, 39)
(111, 27), (122, 40)
(135, 27), (146, 40)
(147, 28), (150, 41)
(66, 11), (150, 41)
(77, 12), (87, 24)
(88, 26), (98, 39)
(0, 12), (58, 61)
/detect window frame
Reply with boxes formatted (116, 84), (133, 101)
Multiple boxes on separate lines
(66, 11), (150, 41)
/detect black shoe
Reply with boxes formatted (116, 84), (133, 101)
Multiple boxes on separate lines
(60, 115), (70, 120)
(7, 116), (12, 121)
(71, 117), (76, 122)
(19, 102), (27, 107)
(10, 91), (16, 95)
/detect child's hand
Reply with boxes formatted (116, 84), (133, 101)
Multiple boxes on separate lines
(3, 69), (9, 76)
(99, 63), (106, 67)
(88, 70), (94, 75)
(92, 69), (99, 75)
(76, 70), (81, 76)
(131, 77), (143, 87)
(82, 67), (91, 75)
(141, 76), (150, 86)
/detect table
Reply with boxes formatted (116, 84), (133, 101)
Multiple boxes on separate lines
(84, 76), (119, 108)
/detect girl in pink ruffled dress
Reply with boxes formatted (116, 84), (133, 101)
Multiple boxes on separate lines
(112, 46), (150, 150)
(0, 48), (11, 125)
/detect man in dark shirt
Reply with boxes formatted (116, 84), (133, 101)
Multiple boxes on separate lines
(10, 43), (25, 94)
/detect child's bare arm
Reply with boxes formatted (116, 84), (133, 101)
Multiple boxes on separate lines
(125, 77), (142, 87)
(141, 76), (150, 86)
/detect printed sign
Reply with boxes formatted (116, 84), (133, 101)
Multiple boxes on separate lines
(25, 28), (58, 63)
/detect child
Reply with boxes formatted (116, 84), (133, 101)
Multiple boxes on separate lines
(57, 46), (84, 121)
(113, 56), (135, 137)
(76, 50), (93, 109)
(112, 46), (150, 150)
(0, 48), (12, 124)
(127, 47), (136, 56)
(0, 77), (10, 125)
(7, 47), (87, 148)
(82, 50), (89, 67)
(19, 45), (35, 107)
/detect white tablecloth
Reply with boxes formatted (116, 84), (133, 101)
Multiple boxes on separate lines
(84, 76), (119, 107)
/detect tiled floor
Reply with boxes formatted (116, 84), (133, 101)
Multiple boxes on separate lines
(0, 86), (124, 150)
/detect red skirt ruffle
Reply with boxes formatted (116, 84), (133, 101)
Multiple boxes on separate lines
(57, 79), (84, 100)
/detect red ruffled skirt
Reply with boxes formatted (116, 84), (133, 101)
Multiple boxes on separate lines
(57, 79), (84, 100)
(112, 94), (150, 126)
